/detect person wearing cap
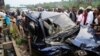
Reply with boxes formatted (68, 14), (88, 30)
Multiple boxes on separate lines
(86, 6), (94, 27)
(84, 6), (95, 34)
(77, 7), (84, 26)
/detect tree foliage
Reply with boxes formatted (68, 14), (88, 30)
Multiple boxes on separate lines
(5, 4), (10, 9)
(27, 0), (100, 10)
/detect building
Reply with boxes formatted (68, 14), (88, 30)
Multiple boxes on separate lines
(0, 0), (5, 9)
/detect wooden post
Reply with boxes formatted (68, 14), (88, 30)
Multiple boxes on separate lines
(28, 35), (32, 56)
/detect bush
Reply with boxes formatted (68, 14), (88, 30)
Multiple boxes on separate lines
(16, 38), (27, 45)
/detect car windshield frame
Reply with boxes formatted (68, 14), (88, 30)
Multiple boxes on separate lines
(44, 13), (76, 31)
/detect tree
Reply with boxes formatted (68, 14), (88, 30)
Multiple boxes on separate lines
(5, 4), (10, 10)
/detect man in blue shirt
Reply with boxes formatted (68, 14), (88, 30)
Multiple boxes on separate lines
(4, 15), (11, 26)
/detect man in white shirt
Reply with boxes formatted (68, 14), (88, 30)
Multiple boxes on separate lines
(85, 6), (95, 33)
(86, 6), (94, 27)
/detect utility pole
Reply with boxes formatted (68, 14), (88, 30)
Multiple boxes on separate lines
(28, 35), (32, 56)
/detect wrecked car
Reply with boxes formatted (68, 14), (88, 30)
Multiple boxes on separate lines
(25, 11), (100, 56)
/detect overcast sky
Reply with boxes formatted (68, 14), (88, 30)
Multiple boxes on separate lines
(5, 0), (61, 7)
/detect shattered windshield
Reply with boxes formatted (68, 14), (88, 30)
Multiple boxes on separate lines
(50, 14), (76, 30)
(44, 14), (76, 35)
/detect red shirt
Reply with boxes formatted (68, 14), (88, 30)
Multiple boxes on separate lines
(83, 12), (88, 25)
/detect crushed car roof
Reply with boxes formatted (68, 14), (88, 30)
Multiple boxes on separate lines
(26, 11), (76, 31)
(26, 11), (62, 20)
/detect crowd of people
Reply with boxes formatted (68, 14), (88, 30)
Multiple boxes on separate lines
(68, 6), (100, 42)
(43, 6), (100, 40)
(0, 9), (26, 38)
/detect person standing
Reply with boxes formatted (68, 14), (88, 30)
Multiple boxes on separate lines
(0, 16), (4, 37)
(77, 9), (84, 26)
(94, 8), (100, 35)
(93, 6), (100, 42)
(0, 11), (6, 38)
(4, 13), (11, 27)
(86, 6), (94, 27)
(69, 7), (77, 22)
(85, 6), (94, 33)
(10, 13), (21, 38)
(16, 10), (22, 30)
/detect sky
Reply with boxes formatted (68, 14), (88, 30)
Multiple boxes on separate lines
(5, 0), (61, 7)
